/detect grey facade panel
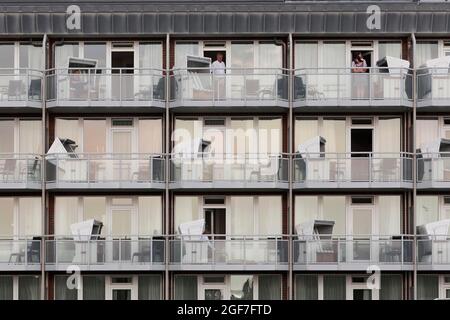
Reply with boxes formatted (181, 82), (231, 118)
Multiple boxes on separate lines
(0, 10), (449, 36)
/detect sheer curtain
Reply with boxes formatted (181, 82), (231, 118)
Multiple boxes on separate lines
(416, 119), (439, 150)
(416, 42), (439, 66)
(378, 42), (402, 60)
(379, 196), (401, 235)
(0, 120), (15, 154)
(258, 275), (281, 300)
(55, 118), (81, 146)
(295, 275), (318, 300)
(323, 275), (346, 300)
(174, 196), (200, 233)
(138, 275), (161, 300)
(139, 43), (163, 98)
(416, 196), (439, 226)
(417, 275), (439, 300)
(139, 119), (162, 154)
(138, 196), (162, 235)
(230, 197), (254, 235)
(83, 276), (105, 300)
(174, 42), (199, 69)
(55, 275), (77, 300)
(19, 120), (42, 154)
(19, 197), (42, 237)
(0, 198), (14, 237)
(19, 44), (44, 71)
(294, 118), (319, 148)
(174, 276), (197, 300)
(323, 196), (346, 235)
(18, 276), (40, 300)
(55, 197), (79, 236)
(258, 196), (282, 235)
(380, 275), (402, 300)
(377, 118), (400, 153)
(55, 43), (79, 69)
(294, 196), (319, 226)
(0, 276), (13, 300)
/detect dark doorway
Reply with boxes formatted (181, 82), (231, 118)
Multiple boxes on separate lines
(351, 128), (373, 157)
(111, 51), (134, 100)
(204, 208), (226, 240)
(204, 50), (226, 65)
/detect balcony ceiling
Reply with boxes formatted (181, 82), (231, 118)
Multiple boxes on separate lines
(0, 1), (449, 36)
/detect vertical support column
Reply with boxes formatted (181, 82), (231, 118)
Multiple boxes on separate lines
(40, 33), (48, 301)
(411, 33), (417, 301)
(288, 33), (294, 301)
(164, 33), (171, 301)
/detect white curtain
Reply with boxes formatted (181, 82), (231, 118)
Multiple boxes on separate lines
(258, 275), (281, 300)
(138, 196), (162, 235)
(0, 198), (14, 237)
(138, 275), (161, 300)
(139, 119), (162, 154)
(174, 196), (200, 232)
(174, 276), (197, 300)
(323, 196), (346, 235)
(19, 197), (42, 236)
(380, 275), (402, 300)
(19, 120), (42, 154)
(416, 119), (439, 150)
(294, 196), (319, 227)
(323, 275), (346, 300)
(83, 197), (106, 227)
(416, 196), (439, 226)
(294, 118), (318, 149)
(55, 44), (79, 69)
(55, 118), (81, 147)
(83, 276), (105, 300)
(376, 118), (400, 153)
(295, 42), (318, 69)
(0, 276), (13, 300)
(416, 42), (439, 66)
(230, 197), (254, 235)
(55, 197), (79, 236)
(19, 44), (44, 70)
(0, 120), (15, 153)
(378, 42), (402, 60)
(258, 118), (282, 155)
(258, 196), (282, 235)
(295, 275), (318, 300)
(55, 275), (77, 300)
(174, 42), (199, 69)
(379, 196), (401, 235)
(18, 276), (40, 300)
(323, 119), (346, 153)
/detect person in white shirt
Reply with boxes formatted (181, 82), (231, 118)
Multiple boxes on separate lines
(211, 52), (226, 75)
(211, 52), (226, 99)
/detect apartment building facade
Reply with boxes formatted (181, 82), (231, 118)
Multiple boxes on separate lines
(0, 0), (450, 300)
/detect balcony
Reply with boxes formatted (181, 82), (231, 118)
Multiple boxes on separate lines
(46, 153), (165, 190)
(417, 153), (450, 189)
(417, 67), (450, 109)
(46, 68), (165, 112)
(45, 238), (165, 271)
(293, 67), (413, 111)
(0, 69), (43, 110)
(0, 238), (41, 271)
(169, 235), (288, 271)
(169, 68), (288, 111)
(293, 152), (413, 190)
(417, 237), (450, 270)
(169, 153), (289, 190)
(293, 235), (414, 271)
(0, 154), (42, 190)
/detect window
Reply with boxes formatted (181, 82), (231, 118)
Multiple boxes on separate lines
(83, 119), (106, 153)
(19, 198), (42, 236)
(416, 41), (439, 66)
(416, 118), (439, 150)
(174, 196), (200, 233)
(19, 120), (42, 154)
(377, 118), (400, 153)
(174, 42), (199, 68)
(83, 197), (106, 225)
(174, 276), (198, 300)
(0, 198), (14, 237)
(417, 275), (439, 300)
(295, 42), (318, 69)
(138, 196), (162, 235)
(295, 118), (318, 148)
(378, 41), (402, 59)
(295, 275), (318, 300)
(258, 118), (282, 154)
(295, 196), (319, 227)
(378, 196), (401, 235)
(258, 196), (282, 235)
(258, 275), (281, 300)
(380, 275), (402, 300)
(323, 197), (346, 235)
(84, 43), (107, 68)
(55, 43), (79, 69)
(55, 275), (78, 300)
(55, 197), (79, 236)
(55, 118), (81, 147)
(0, 44), (14, 70)
(139, 119), (162, 153)
(230, 275), (253, 300)
(417, 196), (439, 226)
(18, 276), (40, 300)
(138, 275), (161, 300)
(230, 197), (254, 235)
(323, 275), (346, 300)
(0, 276), (13, 300)
(83, 276), (105, 300)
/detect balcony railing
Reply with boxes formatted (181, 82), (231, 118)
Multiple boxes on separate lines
(293, 152), (413, 188)
(293, 235), (414, 270)
(0, 154), (42, 188)
(293, 67), (413, 108)
(170, 68), (288, 107)
(0, 238), (41, 270)
(46, 153), (165, 189)
(46, 68), (165, 107)
(45, 237), (165, 270)
(417, 67), (450, 107)
(417, 236), (450, 269)
(169, 235), (288, 269)
(170, 153), (289, 188)
(417, 153), (450, 188)
(0, 69), (43, 106)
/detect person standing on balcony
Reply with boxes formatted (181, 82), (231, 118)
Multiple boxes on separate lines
(351, 52), (369, 99)
(211, 52), (226, 100)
